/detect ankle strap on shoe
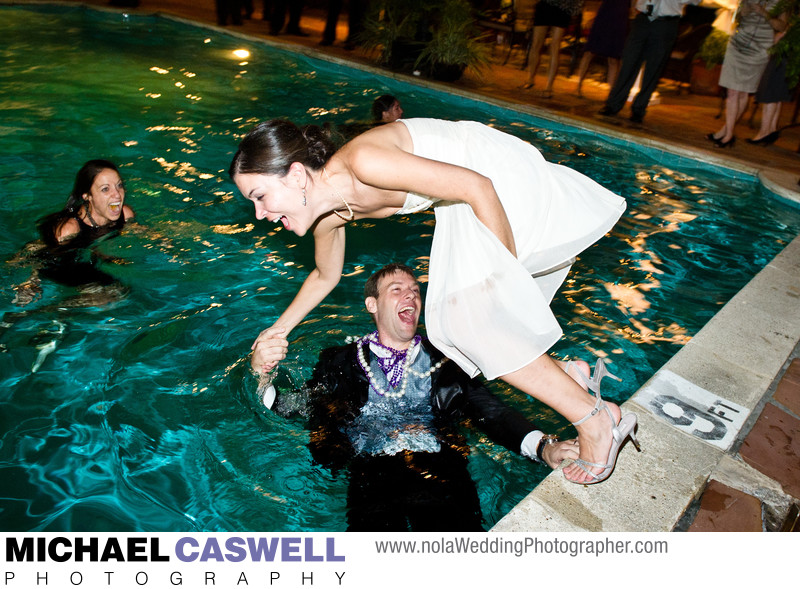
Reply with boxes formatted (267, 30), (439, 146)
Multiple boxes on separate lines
(572, 393), (603, 427)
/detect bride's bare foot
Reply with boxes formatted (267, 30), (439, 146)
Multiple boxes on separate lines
(562, 400), (621, 484)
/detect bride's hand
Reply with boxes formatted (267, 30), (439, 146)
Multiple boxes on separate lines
(250, 326), (289, 374)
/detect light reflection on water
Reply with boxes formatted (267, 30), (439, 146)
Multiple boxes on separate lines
(1, 5), (799, 532)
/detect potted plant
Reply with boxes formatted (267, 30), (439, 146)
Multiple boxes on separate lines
(691, 28), (728, 95)
(359, 0), (490, 82)
(414, 0), (491, 81)
(358, 0), (429, 69)
(769, 0), (800, 89)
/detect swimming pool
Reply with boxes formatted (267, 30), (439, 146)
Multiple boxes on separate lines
(2, 3), (799, 532)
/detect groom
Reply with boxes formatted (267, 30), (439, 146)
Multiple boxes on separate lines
(259, 263), (579, 531)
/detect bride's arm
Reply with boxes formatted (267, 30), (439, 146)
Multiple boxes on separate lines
(251, 216), (346, 373)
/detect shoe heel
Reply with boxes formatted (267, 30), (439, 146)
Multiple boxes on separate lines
(714, 136), (735, 148)
(586, 358), (621, 393)
(619, 413), (641, 452)
(629, 428), (642, 452)
(763, 131), (779, 145)
(594, 358), (622, 382)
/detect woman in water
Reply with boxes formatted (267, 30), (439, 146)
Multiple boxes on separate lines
(11, 159), (134, 304)
(230, 118), (637, 484)
(40, 159), (134, 247)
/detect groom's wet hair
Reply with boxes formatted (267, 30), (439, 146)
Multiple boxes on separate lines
(364, 263), (417, 300)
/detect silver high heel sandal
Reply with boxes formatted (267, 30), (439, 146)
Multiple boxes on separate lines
(567, 391), (641, 485)
(586, 358), (621, 393)
(563, 358), (621, 394)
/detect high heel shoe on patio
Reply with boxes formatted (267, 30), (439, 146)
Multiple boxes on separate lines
(746, 131), (779, 145)
(567, 392), (641, 485)
(713, 136), (735, 148)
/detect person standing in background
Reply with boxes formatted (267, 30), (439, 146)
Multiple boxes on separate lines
(216, 0), (244, 26)
(321, 0), (368, 49)
(521, 0), (585, 98)
(600, 0), (702, 123)
(265, 0), (307, 35)
(707, 0), (788, 147)
(576, 0), (632, 97)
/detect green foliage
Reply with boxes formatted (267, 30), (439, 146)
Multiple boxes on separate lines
(359, 0), (490, 77)
(769, 0), (800, 88)
(697, 29), (729, 69)
(414, 0), (491, 73)
(358, 0), (429, 65)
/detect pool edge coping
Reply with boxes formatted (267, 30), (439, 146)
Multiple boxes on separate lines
(492, 233), (800, 531)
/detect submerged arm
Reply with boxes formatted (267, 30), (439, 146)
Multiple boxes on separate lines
(9, 241), (45, 307)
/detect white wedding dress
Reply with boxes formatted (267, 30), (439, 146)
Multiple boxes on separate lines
(396, 118), (626, 379)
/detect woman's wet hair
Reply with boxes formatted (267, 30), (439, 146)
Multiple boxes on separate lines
(38, 159), (119, 247)
(229, 120), (337, 178)
(65, 159), (120, 214)
(371, 94), (397, 121)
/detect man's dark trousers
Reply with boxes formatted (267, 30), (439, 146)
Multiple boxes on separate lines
(604, 13), (682, 120)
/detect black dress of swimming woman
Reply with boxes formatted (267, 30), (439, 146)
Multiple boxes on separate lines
(11, 159), (134, 305)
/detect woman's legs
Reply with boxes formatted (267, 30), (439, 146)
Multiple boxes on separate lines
(576, 51), (594, 97)
(607, 57), (620, 89)
(713, 88), (749, 142)
(544, 26), (565, 95)
(578, 55), (621, 97)
(765, 102), (781, 133)
(524, 26), (550, 87)
(501, 354), (622, 484)
(752, 101), (781, 139)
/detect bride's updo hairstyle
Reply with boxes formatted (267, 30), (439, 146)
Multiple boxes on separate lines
(229, 120), (337, 178)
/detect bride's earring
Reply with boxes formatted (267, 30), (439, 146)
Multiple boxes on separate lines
(302, 187), (307, 207)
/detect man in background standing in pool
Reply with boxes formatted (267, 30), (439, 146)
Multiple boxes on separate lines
(258, 263), (579, 531)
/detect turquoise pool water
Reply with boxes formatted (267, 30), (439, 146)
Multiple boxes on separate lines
(2, 4), (800, 531)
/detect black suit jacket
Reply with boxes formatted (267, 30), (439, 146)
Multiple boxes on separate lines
(299, 338), (539, 471)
